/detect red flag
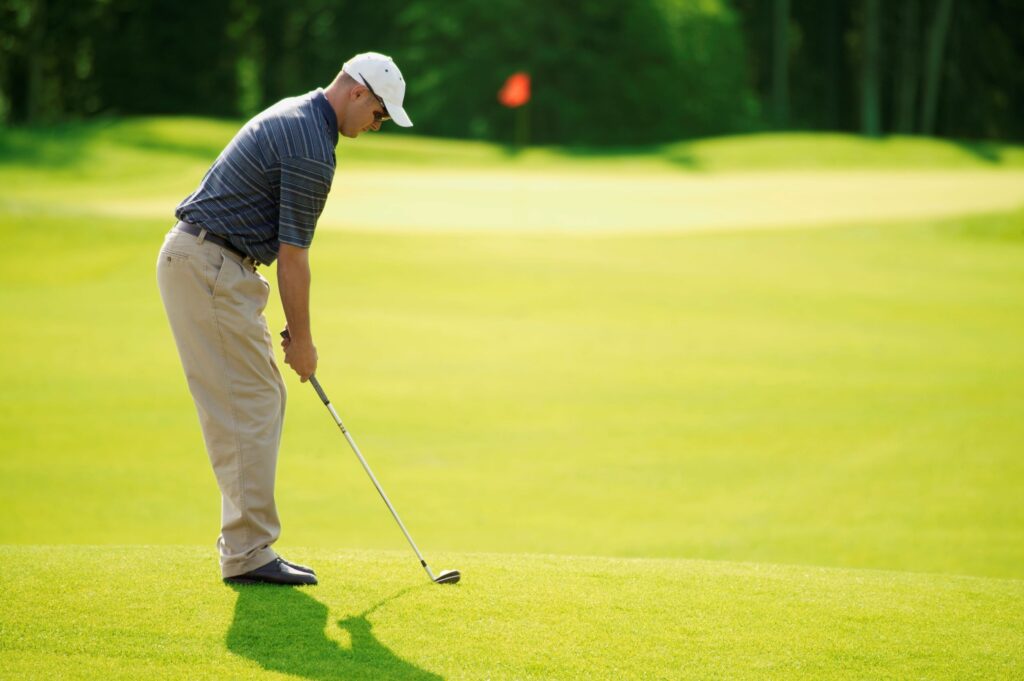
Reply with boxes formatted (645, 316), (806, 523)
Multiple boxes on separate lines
(498, 72), (531, 108)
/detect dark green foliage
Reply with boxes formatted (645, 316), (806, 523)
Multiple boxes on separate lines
(391, 0), (755, 144)
(731, 0), (1024, 141)
(0, 0), (1021, 142)
(240, 0), (402, 111)
(91, 0), (239, 117)
(0, 0), (755, 143)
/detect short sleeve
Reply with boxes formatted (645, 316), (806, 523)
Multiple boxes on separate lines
(278, 156), (335, 249)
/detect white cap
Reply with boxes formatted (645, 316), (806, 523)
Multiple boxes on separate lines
(342, 52), (413, 128)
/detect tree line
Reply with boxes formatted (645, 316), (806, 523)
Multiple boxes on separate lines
(0, 0), (1021, 144)
(735, 0), (1019, 140)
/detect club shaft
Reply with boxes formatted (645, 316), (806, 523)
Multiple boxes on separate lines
(309, 375), (438, 582)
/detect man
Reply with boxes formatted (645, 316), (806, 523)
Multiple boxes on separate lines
(156, 52), (413, 586)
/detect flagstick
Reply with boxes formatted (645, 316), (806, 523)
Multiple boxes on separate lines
(516, 104), (529, 148)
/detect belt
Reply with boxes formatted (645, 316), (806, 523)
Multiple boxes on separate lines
(174, 221), (254, 265)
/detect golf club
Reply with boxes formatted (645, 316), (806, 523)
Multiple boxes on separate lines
(281, 330), (461, 585)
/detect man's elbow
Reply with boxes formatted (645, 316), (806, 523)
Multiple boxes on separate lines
(278, 243), (310, 272)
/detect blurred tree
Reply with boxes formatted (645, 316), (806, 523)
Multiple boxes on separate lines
(230, 0), (263, 118)
(1, 0), (1022, 142)
(241, 0), (400, 111)
(736, 0), (856, 132)
(0, 0), (34, 122)
(941, 0), (1024, 141)
(24, 0), (44, 121)
(391, 0), (755, 145)
(920, 0), (954, 136)
(893, 0), (920, 134)
(734, 0), (1023, 141)
(92, 0), (239, 117)
(771, 0), (789, 127)
(860, 0), (880, 136)
(0, 0), (102, 123)
(821, 0), (844, 130)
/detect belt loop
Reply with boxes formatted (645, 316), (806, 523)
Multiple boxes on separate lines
(196, 228), (207, 245)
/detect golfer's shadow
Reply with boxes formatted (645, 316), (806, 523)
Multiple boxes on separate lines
(226, 584), (444, 681)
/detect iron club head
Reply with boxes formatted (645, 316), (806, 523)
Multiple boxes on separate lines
(434, 570), (461, 584)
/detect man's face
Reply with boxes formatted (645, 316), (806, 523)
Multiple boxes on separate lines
(341, 85), (387, 138)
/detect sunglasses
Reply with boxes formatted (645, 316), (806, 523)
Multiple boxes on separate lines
(358, 73), (391, 123)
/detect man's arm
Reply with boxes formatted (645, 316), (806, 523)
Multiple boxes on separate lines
(278, 243), (317, 382)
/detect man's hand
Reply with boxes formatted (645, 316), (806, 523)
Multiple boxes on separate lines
(281, 326), (318, 382)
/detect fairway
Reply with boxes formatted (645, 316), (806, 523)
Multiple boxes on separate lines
(1, 122), (1023, 678)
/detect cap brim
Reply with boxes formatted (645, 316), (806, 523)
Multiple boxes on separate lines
(385, 101), (413, 128)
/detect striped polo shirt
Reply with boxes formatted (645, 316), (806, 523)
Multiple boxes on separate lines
(175, 89), (339, 265)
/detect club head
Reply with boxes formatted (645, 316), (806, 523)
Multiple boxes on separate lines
(434, 570), (461, 585)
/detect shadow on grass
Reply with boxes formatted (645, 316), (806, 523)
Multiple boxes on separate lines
(554, 142), (701, 169)
(0, 118), (227, 168)
(0, 121), (95, 168)
(950, 139), (1004, 164)
(490, 137), (701, 169)
(931, 205), (1024, 242)
(226, 584), (444, 681)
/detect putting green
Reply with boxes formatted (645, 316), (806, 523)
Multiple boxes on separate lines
(314, 167), (1024, 233)
(2, 545), (1021, 680)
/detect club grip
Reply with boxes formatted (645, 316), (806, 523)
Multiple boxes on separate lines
(281, 328), (330, 405)
(309, 375), (330, 405)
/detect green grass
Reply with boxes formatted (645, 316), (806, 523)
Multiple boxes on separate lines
(1, 119), (1023, 678)
(2, 546), (1022, 680)
(4, 118), (1023, 172)
(2, 209), (1022, 578)
(5, 119), (1024, 235)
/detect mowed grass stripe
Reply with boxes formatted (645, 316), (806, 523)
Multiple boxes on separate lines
(1, 545), (1021, 680)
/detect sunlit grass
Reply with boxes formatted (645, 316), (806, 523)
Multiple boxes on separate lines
(1, 119), (1022, 679)
(1, 207), (1022, 578)
(2, 546), (1021, 680)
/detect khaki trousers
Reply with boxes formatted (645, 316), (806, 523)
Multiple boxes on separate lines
(156, 224), (287, 578)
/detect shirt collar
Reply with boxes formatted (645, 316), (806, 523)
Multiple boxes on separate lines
(313, 88), (339, 147)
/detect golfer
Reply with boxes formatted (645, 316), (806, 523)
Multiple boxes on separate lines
(156, 52), (413, 586)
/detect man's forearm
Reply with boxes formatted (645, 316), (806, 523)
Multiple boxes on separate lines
(277, 249), (312, 342)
